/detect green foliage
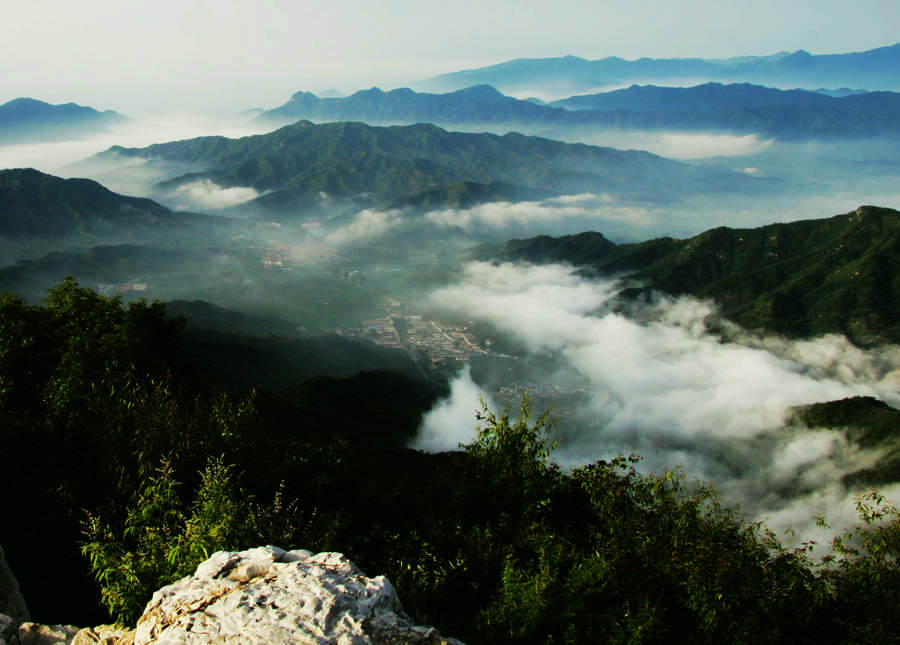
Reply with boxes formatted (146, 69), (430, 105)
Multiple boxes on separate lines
(82, 460), (185, 623)
(5, 279), (900, 640)
(464, 395), (559, 506)
(82, 456), (300, 624)
(819, 491), (900, 641)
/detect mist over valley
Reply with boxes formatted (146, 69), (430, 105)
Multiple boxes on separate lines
(2, 19), (899, 640)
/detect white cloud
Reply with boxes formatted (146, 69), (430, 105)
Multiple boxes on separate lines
(173, 179), (259, 209)
(414, 365), (497, 452)
(656, 132), (774, 159)
(552, 130), (774, 160)
(324, 209), (404, 246)
(425, 194), (657, 233)
(413, 261), (900, 543)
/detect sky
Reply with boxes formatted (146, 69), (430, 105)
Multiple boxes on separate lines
(2, 0), (899, 116)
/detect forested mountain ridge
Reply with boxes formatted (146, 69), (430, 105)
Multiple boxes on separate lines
(254, 83), (900, 140)
(97, 120), (761, 214)
(479, 205), (900, 345)
(0, 168), (212, 239)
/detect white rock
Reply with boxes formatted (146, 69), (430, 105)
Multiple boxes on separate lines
(17, 622), (80, 645)
(71, 624), (134, 645)
(134, 546), (462, 644)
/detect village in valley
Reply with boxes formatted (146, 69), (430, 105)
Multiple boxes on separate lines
(337, 296), (501, 370)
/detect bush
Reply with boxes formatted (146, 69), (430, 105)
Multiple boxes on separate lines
(82, 456), (300, 624)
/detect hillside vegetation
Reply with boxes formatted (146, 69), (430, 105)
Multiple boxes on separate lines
(99, 120), (760, 214)
(0, 279), (897, 643)
(0, 169), (213, 239)
(480, 205), (900, 346)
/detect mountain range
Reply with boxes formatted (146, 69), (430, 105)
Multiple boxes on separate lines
(256, 83), (900, 140)
(478, 205), (900, 346)
(0, 98), (128, 144)
(93, 120), (763, 216)
(418, 42), (900, 93)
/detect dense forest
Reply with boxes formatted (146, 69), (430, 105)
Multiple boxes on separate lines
(1, 279), (898, 643)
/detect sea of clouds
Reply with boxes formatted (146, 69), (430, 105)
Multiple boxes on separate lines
(412, 261), (900, 546)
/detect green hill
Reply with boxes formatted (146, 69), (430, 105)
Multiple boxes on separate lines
(0, 168), (212, 239)
(480, 205), (900, 345)
(790, 397), (900, 485)
(98, 120), (763, 215)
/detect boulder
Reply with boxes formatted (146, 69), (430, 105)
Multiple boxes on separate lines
(133, 546), (462, 644)
(0, 546), (29, 625)
(1, 613), (18, 645)
(71, 625), (134, 645)
(16, 622), (80, 645)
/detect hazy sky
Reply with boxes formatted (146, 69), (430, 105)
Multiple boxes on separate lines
(2, 0), (898, 115)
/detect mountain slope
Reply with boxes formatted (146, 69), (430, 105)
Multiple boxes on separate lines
(480, 205), (900, 346)
(0, 168), (209, 239)
(97, 120), (762, 215)
(0, 98), (128, 143)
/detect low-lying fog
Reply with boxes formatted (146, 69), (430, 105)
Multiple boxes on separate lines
(3, 112), (899, 241)
(0, 114), (272, 194)
(2, 116), (899, 548)
(413, 262), (900, 548)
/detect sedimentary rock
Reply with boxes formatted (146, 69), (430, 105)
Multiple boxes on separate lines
(71, 625), (134, 645)
(133, 546), (462, 644)
(16, 622), (80, 645)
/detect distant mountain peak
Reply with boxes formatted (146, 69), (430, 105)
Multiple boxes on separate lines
(418, 42), (900, 93)
(0, 97), (128, 144)
(288, 90), (319, 101)
(450, 84), (507, 101)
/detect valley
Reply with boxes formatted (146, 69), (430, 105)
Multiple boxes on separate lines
(1, 14), (898, 642)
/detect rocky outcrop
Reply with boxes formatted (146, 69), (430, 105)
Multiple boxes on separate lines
(2, 546), (460, 644)
(0, 547), (29, 626)
(1, 545), (30, 645)
(71, 625), (134, 645)
(133, 546), (462, 644)
(0, 614), (18, 645)
(16, 623), (81, 645)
